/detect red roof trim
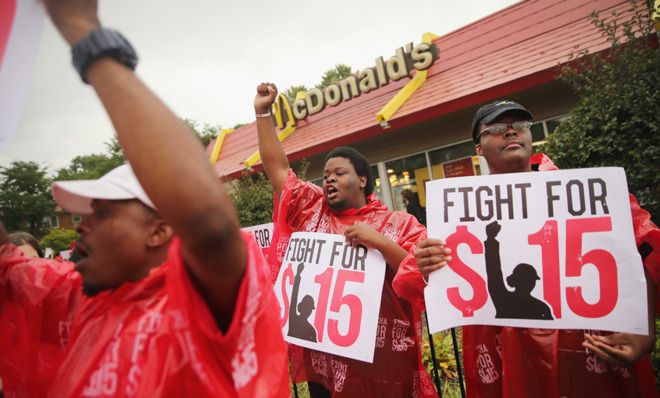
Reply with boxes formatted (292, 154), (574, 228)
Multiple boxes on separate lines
(213, 0), (637, 179)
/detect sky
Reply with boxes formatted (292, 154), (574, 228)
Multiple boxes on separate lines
(1, 0), (520, 174)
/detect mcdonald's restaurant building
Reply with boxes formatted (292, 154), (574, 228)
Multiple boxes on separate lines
(207, 0), (641, 215)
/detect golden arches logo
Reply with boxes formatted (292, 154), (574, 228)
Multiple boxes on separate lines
(272, 93), (296, 129)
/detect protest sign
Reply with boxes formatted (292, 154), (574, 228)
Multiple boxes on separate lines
(274, 231), (386, 363)
(241, 222), (273, 256)
(0, 0), (45, 151)
(424, 167), (648, 335)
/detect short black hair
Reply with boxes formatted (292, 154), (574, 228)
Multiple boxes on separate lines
(324, 146), (374, 197)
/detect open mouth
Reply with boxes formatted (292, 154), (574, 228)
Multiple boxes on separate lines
(72, 242), (90, 269)
(325, 185), (338, 200)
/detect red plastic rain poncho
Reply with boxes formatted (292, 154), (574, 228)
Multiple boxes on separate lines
(392, 154), (660, 398)
(269, 170), (438, 397)
(0, 232), (290, 397)
(0, 246), (81, 397)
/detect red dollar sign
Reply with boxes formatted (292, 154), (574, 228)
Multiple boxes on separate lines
(279, 262), (294, 327)
(445, 225), (488, 317)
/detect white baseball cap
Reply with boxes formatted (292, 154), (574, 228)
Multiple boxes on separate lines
(52, 164), (156, 215)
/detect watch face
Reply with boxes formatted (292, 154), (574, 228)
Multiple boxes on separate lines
(72, 28), (138, 83)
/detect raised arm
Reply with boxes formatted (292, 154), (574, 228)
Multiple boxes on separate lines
(254, 83), (289, 196)
(484, 221), (508, 307)
(44, 0), (245, 328)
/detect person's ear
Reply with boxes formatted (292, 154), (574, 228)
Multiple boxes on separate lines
(475, 144), (483, 156)
(146, 219), (174, 249)
(359, 176), (367, 190)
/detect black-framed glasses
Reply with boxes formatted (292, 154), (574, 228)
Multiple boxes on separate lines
(478, 121), (532, 139)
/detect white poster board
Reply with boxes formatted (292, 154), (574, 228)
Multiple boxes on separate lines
(424, 167), (648, 335)
(274, 232), (386, 363)
(241, 222), (273, 255)
(0, 0), (46, 150)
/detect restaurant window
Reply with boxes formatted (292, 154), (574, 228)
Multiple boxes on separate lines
(383, 153), (428, 213)
(530, 122), (546, 142)
(531, 114), (570, 144)
(545, 115), (569, 135)
(429, 139), (480, 171)
(370, 165), (386, 204)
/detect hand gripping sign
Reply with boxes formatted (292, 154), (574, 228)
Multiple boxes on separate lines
(274, 232), (386, 363)
(424, 167), (649, 335)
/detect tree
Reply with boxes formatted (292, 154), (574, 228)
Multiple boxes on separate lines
(184, 119), (221, 147)
(56, 138), (125, 181)
(230, 171), (274, 227)
(284, 84), (309, 102)
(0, 161), (55, 237)
(317, 64), (353, 88)
(544, 0), (660, 223)
(230, 159), (309, 227)
(41, 228), (79, 254)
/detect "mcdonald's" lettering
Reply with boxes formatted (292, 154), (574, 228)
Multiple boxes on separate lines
(271, 41), (439, 128)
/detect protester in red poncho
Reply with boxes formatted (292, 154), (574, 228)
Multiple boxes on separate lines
(254, 83), (438, 397)
(393, 100), (660, 398)
(0, 1), (289, 396)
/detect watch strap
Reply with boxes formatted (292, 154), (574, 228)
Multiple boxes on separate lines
(72, 28), (138, 84)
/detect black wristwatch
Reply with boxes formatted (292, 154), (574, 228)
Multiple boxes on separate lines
(72, 28), (138, 84)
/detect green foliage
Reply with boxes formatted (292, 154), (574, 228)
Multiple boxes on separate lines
(184, 119), (221, 147)
(291, 158), (310, 181)
(104, 137), (124, 158)
(230, 159), (310, 227)
(289, 320), (464, 397)
(651, 318), (660, 386)
(0, 161), (55, 237)
(423, 330), (460, 380)
(284, 85), (309, 102)
(544, 0), (660, 222)
(317, 64), (353, 89)
(421, 316), (463, 392)
(230, 171), (275, 227)
(56, 138), (125, 181)
(41, 228), (79, 253)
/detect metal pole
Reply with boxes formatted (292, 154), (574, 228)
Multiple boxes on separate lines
(451, 327), (466, 398)
(423, 312), (442, 395)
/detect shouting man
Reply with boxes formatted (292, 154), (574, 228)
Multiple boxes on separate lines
(0, 1), (288, 396)
(254, 83), (437, 397)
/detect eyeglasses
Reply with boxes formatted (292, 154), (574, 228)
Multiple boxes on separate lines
(478, 121), (532, 140)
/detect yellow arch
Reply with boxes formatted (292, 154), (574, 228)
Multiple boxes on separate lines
(209, 128), (235, 164)
(273, 93), (297, 129)
(376, 32), (439, 127)
(244, 92), (303, 168)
